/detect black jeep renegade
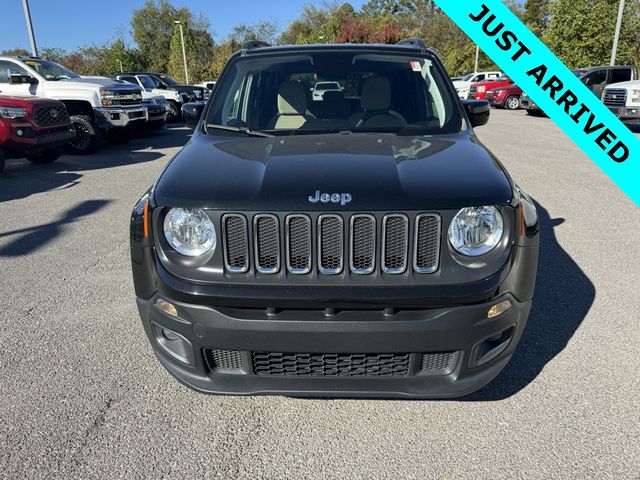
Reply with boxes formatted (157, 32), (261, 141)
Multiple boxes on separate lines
(130, 39), (539, 398)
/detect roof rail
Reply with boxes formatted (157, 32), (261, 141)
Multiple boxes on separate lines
(396, 38), (427, 51)
(241, 40), (271, 51)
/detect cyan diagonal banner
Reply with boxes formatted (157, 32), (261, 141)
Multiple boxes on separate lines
(434, 0), (640, 207)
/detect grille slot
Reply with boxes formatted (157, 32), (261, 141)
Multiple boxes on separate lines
(286, 215), (312, 274)
(223, 214), (249, 273)
(350, 215), (376, 274)
(603, 89), (627, 108)
(32, 104), (69, 127)
(206, 349), (244, 370)
(414, 214), (441, 273)
(382, 214), (409, 274)
(318, 215), (344, 274)
(420, 352), (458, 375)
(252, 352), (410, 377)
(254, 215), (280, 273)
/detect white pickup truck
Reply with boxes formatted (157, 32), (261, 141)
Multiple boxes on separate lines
(452, 71), (502, 100)
(110, 74), (186, 122)
(603, 81), (640, 127)
(0, 56), (147, 153)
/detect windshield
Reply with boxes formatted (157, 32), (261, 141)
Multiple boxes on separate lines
(23, 59), (80, 80)
(572, 69), (587, 77)
(462, 73), (475, 81)
(159, 74), (180, 86)
(138, 75), (156, 89)
(206, 50), (462, 136)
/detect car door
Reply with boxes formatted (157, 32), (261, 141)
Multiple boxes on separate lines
(581, 69), (608, 99)
(0, 60), (38, 97)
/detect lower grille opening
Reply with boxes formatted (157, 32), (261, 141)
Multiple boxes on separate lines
(252, 352), (410, 377)
(420, 352), (458, 375)
(206, 349), (244, 371)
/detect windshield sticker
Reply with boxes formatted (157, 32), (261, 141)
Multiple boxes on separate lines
(410, 61), (422, 72)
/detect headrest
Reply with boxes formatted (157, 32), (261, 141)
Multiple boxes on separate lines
(322, 90), (345, 103)
(277, 81), (307, 115)
(361, 75), (391, 111)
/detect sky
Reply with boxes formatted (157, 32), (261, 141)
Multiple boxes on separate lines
(1, 0), (369, 53)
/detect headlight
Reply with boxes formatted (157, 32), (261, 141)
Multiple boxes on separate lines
(631, 89), (640, 103)
(100, 89), (116, 106)
(477, 86), (487, 93)
(163, 208), (216, 256)
(0, 106), (28, 119)
(448, 206), (504, 256)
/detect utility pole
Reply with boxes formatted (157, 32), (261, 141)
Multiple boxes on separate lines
(118, 59), (123, 73)
(474, 45), (479, 73)
(175, 20), (190, 84)
(22, 0), (38, 57)
(610, 0), (625, 66)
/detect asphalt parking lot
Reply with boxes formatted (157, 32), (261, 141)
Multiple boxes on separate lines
(1, 110), (639, 479)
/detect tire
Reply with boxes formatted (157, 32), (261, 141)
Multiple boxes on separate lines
(67, 115), (99, 155)
(26, 147), (61, 164)
(166, 101), (180, 123)
(505, 95), (521, 110)
(103, 127), (134, 144)
(0, 148), (5, 174)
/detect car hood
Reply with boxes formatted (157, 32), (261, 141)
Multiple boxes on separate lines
(604, 80), (640, 89)
(452, 80), (470, 89)
(154, 132), (513, 211)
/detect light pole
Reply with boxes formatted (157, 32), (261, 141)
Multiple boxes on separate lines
(22, 0), (38, 57)
(610, 0), (625, 66)
(474, 45), (479, 73)
(118, 59), (123, 73)
(174, 20), (190, 84)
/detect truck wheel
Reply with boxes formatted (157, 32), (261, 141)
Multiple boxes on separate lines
(505, 95), (520, 110)
(67, 115), (98, 155)
(103, 127), (134, 144)
(0, 149), (5, 174)
(166, 101), (180, 123)
(26, 148), (62, 164)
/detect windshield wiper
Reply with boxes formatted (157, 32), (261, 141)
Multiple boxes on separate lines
(205, 124), (273, 138)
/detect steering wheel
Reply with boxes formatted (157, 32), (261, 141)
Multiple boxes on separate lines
(355, 110), (406, 128)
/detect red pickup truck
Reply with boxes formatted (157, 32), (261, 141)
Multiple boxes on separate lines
(469, 76), (517, 100)
(0, 96), (75, 174)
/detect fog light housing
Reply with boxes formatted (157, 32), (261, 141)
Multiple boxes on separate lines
(151, 322), (194, 366)
(16, 129), (24, 137)
(487, 300), (512, 318)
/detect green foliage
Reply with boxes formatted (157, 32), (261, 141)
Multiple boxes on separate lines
(543, 0), (640, 69)
(522, 0), (551, 36)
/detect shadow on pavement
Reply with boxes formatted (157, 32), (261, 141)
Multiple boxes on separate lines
(0, 199), (111, 257)
(0, 127), (190, 204)
(466, 201), (595, 401)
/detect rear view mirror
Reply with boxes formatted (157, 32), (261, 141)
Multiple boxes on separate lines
(463, 100), (490, 128)
(182, 102), (205, 129)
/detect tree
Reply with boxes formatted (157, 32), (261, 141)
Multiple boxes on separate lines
(543, 0), (640, 69)
(230, 20), (280, 45)
(522, 0), (551, 36)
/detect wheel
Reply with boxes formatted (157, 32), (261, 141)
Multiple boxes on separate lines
(166, 101), (180, 123)
(26, 147), (61, 164)
(67, 115), (99, 155)
(0, 148), (5, 174)
(103, 127), (134, 144)
(505, 95), (521, 110)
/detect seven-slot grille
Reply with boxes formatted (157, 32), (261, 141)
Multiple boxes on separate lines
(222, 213), (441, 276)
(603, 89), (627, 108)
(32, 104), (69, 126)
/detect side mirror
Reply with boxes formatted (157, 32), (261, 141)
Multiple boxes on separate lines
(9, 73), (37, 85)
(182, 102), (205, 129)
(463, 99), (490, 128)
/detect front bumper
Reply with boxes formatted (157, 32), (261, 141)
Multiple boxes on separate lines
(605, 105), (640, 124)
(138, 292), (531, 398)
(94, 106), (148, 128)
(486, 93), (505, 107)
(520, 98), (541, 111)
(1, 123), (76, 155)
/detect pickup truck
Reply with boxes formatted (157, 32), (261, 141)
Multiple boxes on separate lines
(110, 74), (186, 122)
(603, 81), (640, 127)
(452, 71), (502, 100)
(0, 56), (147, 154)
(0, 95), (75, 173)
(468, 77), (515, 101)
